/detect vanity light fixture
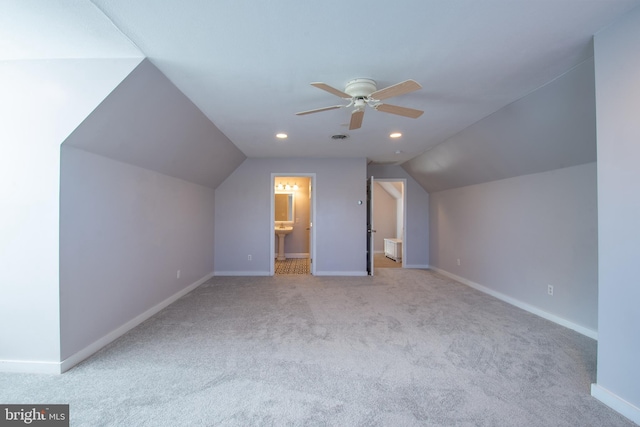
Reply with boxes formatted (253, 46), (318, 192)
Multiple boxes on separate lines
(390, 132), (402, 139)
(275, 181), (299, 191)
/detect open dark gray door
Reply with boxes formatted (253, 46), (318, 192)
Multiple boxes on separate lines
(367, 176), (375, 275)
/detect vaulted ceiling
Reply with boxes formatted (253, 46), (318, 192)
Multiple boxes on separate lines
(88, 0), (639, 163)
(3, 1), (640, 191)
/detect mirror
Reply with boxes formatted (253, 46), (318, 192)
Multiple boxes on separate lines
(274, 192), (294, 222)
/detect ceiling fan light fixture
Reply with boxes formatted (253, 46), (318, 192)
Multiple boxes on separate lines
(297, 78), (423, 130)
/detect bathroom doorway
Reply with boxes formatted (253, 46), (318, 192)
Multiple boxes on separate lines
(367, 178), (406, 275)
(270, 174), (315, 276)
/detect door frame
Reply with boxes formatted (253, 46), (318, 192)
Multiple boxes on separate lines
(270, 173), (316, 276)
(369, 178), (407, 274)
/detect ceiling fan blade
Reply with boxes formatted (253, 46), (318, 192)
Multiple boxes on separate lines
(370, 79), (422, 100)
(295, 105), (343, 115)
(375, 103), (424, 118)
(349, 109), (365, 130)
(310, 82), (351, 99)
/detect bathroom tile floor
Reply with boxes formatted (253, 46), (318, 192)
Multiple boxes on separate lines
(275, 258), (310, 275)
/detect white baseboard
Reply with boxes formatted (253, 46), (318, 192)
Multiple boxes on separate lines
(213, 271), (270, 276)
(430, 267), (598, 340)
(314, 271), (368, 276)
(0, 360), (62, 375)
(405, 264), (430, 269)
(284, 253), (309, 259)
(592, 384), (640, 424)
(1, 272), (214, 375)
(58, 272), (214, 373)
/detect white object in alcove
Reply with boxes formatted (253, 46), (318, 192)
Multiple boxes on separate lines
(384, 238), (402, 262)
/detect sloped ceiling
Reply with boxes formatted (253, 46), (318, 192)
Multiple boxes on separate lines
(377, 182), (402, 200)
(89, 0), (639, 168)
(404, 58), (597, 192)
(63, 59), (246, 189)
(2, 1), (244, 189)
(5, 1), (640, 192)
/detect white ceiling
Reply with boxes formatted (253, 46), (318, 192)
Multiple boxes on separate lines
(4, 1), (640, 165)
(0, 0), (141, 60)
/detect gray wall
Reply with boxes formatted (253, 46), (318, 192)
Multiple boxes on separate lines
(592, 6), (640, 420)
(0, 58), (141, 371)
(367, 165), (429, 268)
(429, 163), (598, 334)
(403, 58), (597, 193)
(373, 182), (398, 253)
(395, 182), (404, 240)
(215, 158), (367, 275)
(56, 58), (245, 365)
(59, 146), (216, 360)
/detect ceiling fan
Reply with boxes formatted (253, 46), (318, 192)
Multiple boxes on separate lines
(296, 78), (423, 130)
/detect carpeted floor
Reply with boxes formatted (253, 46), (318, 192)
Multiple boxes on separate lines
(1, 269), (634, 426)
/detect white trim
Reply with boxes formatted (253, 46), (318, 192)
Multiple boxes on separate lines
(591, 384), (640, 424)
(58, 272), (214, 373)
(430, 267), (598, 340)
(284, 253), (309, 259)
(0, 360), (62, 375)
(213, 271), (270, 276)
(0, 273), (215, 374)
(314, 271), (368, 276)
(405, 264), (430, 269)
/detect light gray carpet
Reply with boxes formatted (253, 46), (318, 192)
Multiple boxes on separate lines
(1, 269), (634, 426)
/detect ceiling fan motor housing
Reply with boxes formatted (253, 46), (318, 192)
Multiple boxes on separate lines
(344, 78), (377, 98)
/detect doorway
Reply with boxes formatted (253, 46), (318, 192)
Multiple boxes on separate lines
(367, 178), (406, 275)
(270, 174), (316, 276)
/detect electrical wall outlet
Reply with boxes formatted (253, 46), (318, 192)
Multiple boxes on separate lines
(248, 254), (252, 261)
(457, 258), (461, 266)
(548, 284), (554, 296)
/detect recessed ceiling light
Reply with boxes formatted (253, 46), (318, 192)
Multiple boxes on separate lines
(390, 132), (402, 139)
(276, 133), (288, 139)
